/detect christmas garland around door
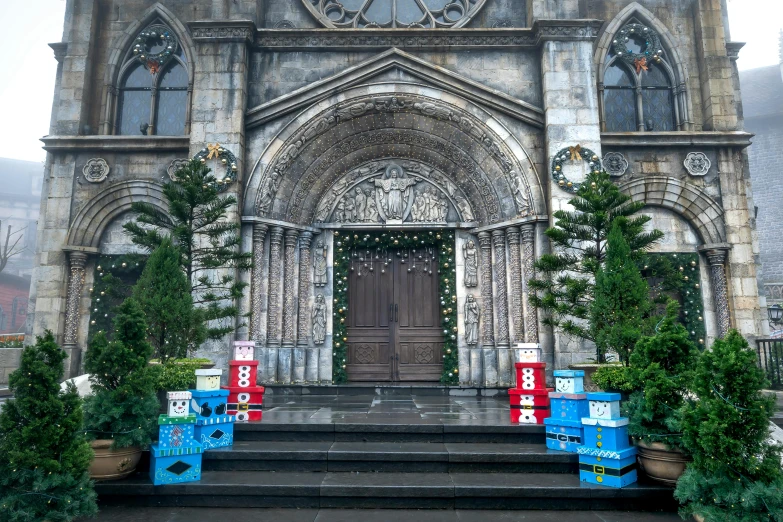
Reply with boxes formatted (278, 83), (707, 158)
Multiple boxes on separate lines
(332, 230), (459, 384)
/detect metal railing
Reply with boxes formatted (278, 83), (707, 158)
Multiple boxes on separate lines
(756, 339), (783, 390)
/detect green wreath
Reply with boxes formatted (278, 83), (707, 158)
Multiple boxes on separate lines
(132, 24), (178, 73)
(193, 144), (238, 192)
(612, 23), (663, 66)
(332, 230), (459, 385)
(551, 146), (602, 193)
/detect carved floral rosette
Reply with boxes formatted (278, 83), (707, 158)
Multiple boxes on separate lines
(83, 158), (110, 183)
(684, 152), (711, 177)
(603, 152), (629, 177)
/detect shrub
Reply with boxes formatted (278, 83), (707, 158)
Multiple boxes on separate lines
(592, 364), (635, 393)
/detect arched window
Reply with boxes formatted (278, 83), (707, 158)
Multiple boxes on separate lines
(601, 22), (680, 132)
(116, 23), (188, 136)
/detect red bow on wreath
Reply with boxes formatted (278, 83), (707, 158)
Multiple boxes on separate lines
(634, 57), (649, 74)
(147, 60), (161, 75)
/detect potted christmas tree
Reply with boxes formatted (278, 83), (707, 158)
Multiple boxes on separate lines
(83, 297), (159, 480)
(675, 330), (783, 521)
(625, 300), (698, 485)
(0, 331), (98, 520)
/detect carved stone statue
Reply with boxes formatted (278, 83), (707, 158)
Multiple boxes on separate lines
(463, 240), (478, 287)
(354, 187), (367, 221)
(313, 240), (328, 287)
(258, 171), (281, 215)
(364, 189), (379, 222)
(465, 294), (480, 345)
(513, 175), (531, 216)
(374, 164), (418, 221)
(455, 195), (474, 222)
(312, 294), (326, 345)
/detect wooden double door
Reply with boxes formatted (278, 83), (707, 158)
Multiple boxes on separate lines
(346, 250), (443, 382)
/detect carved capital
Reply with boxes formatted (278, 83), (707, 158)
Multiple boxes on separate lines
(478, 231), (492, 250)
(704, 248), (728, 266)
(506, 226), (521, 243)
(520, 224), (536, 244)
(284, 228), (300, 247)
(492, 228), (506, 247)
(253, 223), (269, 241)
(68, 251), (88, 270)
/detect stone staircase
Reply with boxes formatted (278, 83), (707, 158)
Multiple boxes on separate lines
(95, 421), (677, 511)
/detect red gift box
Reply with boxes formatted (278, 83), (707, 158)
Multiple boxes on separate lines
(514, 362), (547, 391)
(228, 360), (259, 388)
(508, 388), (552, 424)
(222, 385), (265, 422)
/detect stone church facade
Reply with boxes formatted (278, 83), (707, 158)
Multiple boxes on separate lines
(29, 0), (765, 385)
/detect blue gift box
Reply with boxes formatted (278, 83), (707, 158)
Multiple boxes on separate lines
(582, 417), (631, 452)
(549, 392), (589, 423)
(194, 414), (235, 450)
(553, 370), (585, 394)
(157, 414), (199, 450)
(578, 445), (637, 488)
(149, 442), (203, 485)
(544, 417), (584, 453)
(190, 389), (230, 422)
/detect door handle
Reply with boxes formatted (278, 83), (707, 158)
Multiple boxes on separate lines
(394, 304), (398, 322)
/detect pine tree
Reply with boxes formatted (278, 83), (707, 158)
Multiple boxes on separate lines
(529, 170), (663, 361)
(590, 219), (652, 364)
(124, 159), (252, 339)
(83, 297), (160, 449)
(0, 332), (98, 521)
(132, 238), (207, 360)
(674, 330), (783, 521)
(625, 300), (698, 451)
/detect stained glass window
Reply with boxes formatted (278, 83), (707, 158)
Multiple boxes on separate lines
(303, 0), (485, 28)
(116, 23), (189, 136)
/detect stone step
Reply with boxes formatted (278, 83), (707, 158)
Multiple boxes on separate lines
(95, 471), (677, 511)
(263, 384), (508, 397)
(202, 442), (578, 473)
(235, 421), (543, 443)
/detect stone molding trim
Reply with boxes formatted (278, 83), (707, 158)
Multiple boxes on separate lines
(683, 152), (712, 176)
(726, 41), (746, 61)
(699, 244), (732, 338)
(41, 135), (190, 153)
(65, 180), (167, 249)
(619, 176), (726, 245)
(189, 20), (256, 42)
(83, 158), (110, 183)
(600, 131), (753, 149)
(245, 48), (544, 129)
(49, 42), (68, 63)
(532, 20), (603, 43)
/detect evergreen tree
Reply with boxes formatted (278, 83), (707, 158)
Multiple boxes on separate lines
(83, 297), (159, 448)
(625, 300), (698, 451)
(132, 238), (207, 359)
(674, 330), (783, 521)
(529, 170), (663, 361)
(591, 219), (652, 364)
(124, 159), (252, 339)
(0, 332), (98, 521)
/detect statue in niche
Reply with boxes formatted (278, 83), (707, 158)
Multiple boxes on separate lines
(438, 195), (449, 221)
(364, 189), (379, 222)
(344, 193), (356, 221)
(354, 187), (367, 220)
(374, 164), (418, 221)
(312, 294), (326, 345)
(513, 175), (532, 216)
(313, 240), (328, 287)
(465, 294), (480, 346)
(257, 171), (281, 215)
(333, 199), (346, 222)
(463, 240), (478, 287)
(455, 195), (474, 222)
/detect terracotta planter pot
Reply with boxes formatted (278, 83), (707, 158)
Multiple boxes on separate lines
(692, 515), (705, 522)
(636, 440), (690, 486)
(88, 440), (142, 481)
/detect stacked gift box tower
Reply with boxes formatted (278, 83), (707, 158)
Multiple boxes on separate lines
(149, 391), (203, 485)
(577, 392), (638, 488)
(221, 341), (265, 422)
(191, 368), (235, 449)
(508, 345), (552, 424)
(544, 370), (590, 453)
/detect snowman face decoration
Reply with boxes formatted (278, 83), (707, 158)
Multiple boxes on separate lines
(556, 377), (574, 393)
(519, 349), (539, 362)
(168, 399), (189, 417)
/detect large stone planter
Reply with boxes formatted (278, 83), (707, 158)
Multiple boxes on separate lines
(636, 440), (690, 486)
(88, 440), (142, 481)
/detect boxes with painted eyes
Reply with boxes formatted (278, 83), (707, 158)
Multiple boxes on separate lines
(513, 362), (547, 391)
(553, 370), (584, 394)
(190, 388), (234, 449)
(228, 360), (259, 388)
(195, 369), (222, 391)
(587, 392), (622, 420)
(233, 340), (255, 361)
(514, 343), (541, 363)
(544, 387), (589, 452)
(167, 391), (192, 418)
(149, 443), (203, 485)
(222, 386), (265, 422)
(578, 446), (637, 488)
(508, 388), (551, 424)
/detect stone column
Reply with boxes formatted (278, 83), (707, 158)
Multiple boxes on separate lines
(279, 229), (299, 384)
(506, 227), (524, 344)
(265, 226), (283, 382)
(492, 230), (511, 386)
(704, 247), (732, 338)
(520, 224), (539, 343)
(250, 224), (268, 343)
(478, 232), (496, 385)
(63, 251), (88, 350)
(297, 231), (314, 383)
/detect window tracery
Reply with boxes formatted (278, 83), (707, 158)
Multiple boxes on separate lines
(302, 0), (486, 28)
(115, 23), (189, 136)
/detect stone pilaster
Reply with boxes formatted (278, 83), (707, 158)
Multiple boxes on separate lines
(507, 227), (524, 344)
(63, 251), (88, 348)
(704, 247), (732, 338)
(520, 224), (539, 343)
(250, 224), (268, 342)
(477, 232), (495, 347)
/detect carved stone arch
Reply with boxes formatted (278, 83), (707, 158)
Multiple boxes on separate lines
(619, 176), (726, 245)
(244, 84), (546, 226)
(100, 3), (195, 135)
(595, 2), (693, 130)
(65, 181), (167, 249)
